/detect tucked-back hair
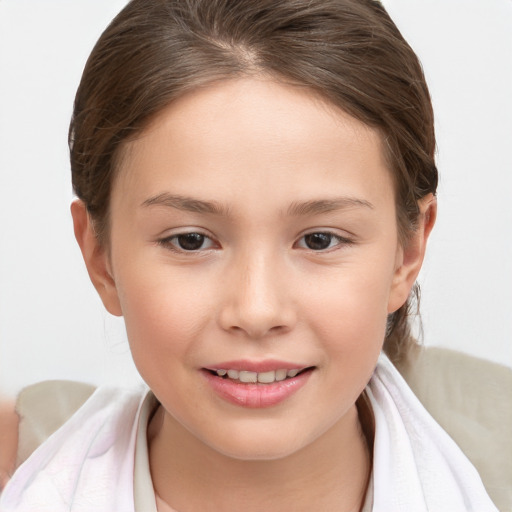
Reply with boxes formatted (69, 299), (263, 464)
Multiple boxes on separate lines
(69, 0), (438, 362)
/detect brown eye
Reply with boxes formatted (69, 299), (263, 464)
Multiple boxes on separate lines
(303, 233), (334, 250)
(176, 233), (205, 250)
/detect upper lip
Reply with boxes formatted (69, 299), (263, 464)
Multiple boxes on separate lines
(204, 359), (311, 373)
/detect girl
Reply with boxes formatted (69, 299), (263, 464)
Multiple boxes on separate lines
(0, 0), (501, 510)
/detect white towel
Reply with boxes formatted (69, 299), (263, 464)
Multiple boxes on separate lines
(0, 355), (498, 511)
(0, 386), (146, 512)
(369, 355), (498, 511)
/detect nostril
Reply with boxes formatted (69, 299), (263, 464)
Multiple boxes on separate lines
(269, 325), (288, 334)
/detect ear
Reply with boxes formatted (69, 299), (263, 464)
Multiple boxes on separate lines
(71, 200), (123, 316)
(388, 194), (437, 313)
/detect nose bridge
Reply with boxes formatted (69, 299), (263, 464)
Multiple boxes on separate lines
(219, 245), (294, 338)
(242, 250), (277, 311)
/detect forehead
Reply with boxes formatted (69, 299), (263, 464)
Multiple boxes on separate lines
(113, 78), (394, 213)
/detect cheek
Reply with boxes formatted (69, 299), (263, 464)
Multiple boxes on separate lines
(305, 260), (393, 365)
(114, 267), (215, 375)
(314, 292), (387, 410)
(314, 286), (388, 356)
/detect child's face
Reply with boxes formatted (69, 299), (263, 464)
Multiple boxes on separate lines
(84, 78), (419, 460)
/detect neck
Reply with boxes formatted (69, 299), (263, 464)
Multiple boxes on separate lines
(149, 400), (372, 512)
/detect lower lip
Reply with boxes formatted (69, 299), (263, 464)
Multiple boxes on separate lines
(202, 369), (313, 408)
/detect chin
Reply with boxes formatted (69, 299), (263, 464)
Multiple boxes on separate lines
(214, 442), (301, 462)
(200, 424), (315, 462)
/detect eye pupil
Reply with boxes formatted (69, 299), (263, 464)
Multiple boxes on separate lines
(177, 233), (205, 250)
(304, 233), (332, 250)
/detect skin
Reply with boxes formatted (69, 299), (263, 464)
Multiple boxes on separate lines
(72, 78), (436, 511)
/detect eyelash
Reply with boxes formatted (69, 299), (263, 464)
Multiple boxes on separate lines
(157, 230), (354, 254)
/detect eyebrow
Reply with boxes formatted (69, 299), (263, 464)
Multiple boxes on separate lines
(287, 197), (374, 216)
(141, 193), (373, 217)
(141, 193), (229, 215)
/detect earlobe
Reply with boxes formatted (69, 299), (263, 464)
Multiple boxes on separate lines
(70, 200), (123, 316)
(388, 194), (437, 313)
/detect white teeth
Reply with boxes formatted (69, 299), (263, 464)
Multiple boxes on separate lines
(275, 369), (288, 381)
(214, 368), (305, 383)
(227, 369), (239, 379)
(257, 371), (276, 383)
(239, 371), (258, 383)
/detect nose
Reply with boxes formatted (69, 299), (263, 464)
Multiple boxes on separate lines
(218, 251), (296, 339)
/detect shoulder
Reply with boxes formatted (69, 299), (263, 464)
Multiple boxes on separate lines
(15, 380), (97, 467)
(397, 346), (512, 511)
(3, 380), (145, 480)
(1, 383), (148, 511)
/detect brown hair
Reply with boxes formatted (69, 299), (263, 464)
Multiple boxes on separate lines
(69, 0), (438, 362)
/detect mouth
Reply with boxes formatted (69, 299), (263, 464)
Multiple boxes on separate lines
(202, 364), (315, 408)
(205, 367), (314, 384)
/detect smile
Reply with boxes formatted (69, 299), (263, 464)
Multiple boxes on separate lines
(203, 365), (315, 408)
(212, 368), (305, 384)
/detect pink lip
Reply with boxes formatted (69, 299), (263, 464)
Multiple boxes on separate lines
(202, 364), (314, 408)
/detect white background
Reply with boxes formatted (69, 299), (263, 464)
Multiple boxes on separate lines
(1, 0), (511, 396)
